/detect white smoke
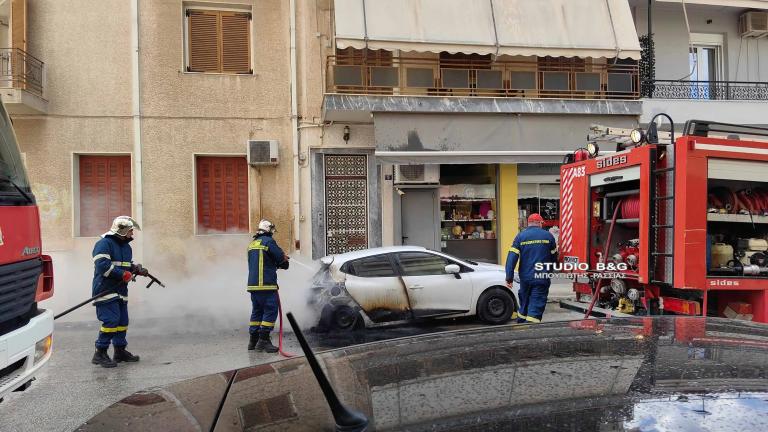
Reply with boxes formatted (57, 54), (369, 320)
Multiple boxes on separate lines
(43, 233), (321, 334)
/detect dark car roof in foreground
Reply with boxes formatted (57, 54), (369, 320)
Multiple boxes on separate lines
(78, 317), (768, 432)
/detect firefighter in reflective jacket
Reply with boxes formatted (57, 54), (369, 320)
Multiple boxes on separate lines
(505, 213), (557, 324)
(91, 216), (147, 368)
(247, 220), (289, 353)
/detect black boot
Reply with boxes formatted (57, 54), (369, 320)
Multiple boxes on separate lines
(255, 332), (279, 353)
(247, 333), (259, 351)
(113, 346), (140, 363)
(91, 347), (117, 368)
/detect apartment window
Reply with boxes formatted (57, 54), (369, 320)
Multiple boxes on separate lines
(185, 8), (252, 74)
(196, 156), (249, 234)
(78, 155), (132, 237)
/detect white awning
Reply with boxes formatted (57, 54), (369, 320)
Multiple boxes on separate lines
(334, 0), (641, 59)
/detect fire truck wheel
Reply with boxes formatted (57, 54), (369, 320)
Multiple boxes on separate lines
(477, 287), (516, 324)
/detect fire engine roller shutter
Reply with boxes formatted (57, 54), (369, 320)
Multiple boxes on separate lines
(196, 156), (249, 233)
(79, 156), (132, 237)
(708, 159), (768, 182)
(589, 166), (641, 187)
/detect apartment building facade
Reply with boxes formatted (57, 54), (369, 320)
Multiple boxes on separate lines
(5, 0), (295, 278)
(297, 0), (643, 265)
(631, 0), (768, 126)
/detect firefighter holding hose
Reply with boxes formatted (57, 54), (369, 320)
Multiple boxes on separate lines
(505, 213), (557, 324)
(246, 220), (289, 353)
(91, 216), (146, 368)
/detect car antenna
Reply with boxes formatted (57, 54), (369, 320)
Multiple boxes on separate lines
(286, 312), (369, 432)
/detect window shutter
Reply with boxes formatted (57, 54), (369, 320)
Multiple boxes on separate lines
(197, 157), (249, 233)
(188, 10), (221, 73)
(79, 156), (132, 237)
(221, 12), (251, 74)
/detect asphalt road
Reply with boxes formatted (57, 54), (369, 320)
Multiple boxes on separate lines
(1, 299), (581, 432)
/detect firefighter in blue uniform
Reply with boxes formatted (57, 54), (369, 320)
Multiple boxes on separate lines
(91, 216), (147, 368)
(247, 220), (289, 353)
(505, 213), (557, 324)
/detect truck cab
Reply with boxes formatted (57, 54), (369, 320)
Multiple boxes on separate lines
(0, 99), (54, 401)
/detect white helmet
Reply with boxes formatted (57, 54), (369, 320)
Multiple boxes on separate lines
(107, 216), (141, 237)
(257, 219), (275, 234)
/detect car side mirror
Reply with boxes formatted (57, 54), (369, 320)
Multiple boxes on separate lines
(445, 264), (461, 279)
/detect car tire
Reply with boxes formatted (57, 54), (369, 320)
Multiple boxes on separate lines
(477, 287), (516, 324)
(330, 305), (361, 331)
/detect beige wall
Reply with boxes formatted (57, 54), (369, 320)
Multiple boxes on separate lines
(14, 0), (296, 267)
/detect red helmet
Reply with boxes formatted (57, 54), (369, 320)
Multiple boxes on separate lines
(527, 213), (544, 224)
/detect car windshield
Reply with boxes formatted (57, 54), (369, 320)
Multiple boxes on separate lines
(0, 101), (32, 204)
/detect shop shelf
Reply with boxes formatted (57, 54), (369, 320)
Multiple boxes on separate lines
(440, 198), (495, 202)
(441, 218), (496, 222)
(707, 213), (768, 224)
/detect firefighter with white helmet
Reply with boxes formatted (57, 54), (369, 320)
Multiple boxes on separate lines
(246, 219), (289, 352)
(90, 216), (147, 368)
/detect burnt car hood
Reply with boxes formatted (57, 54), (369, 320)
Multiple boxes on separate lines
(78, 317), (768, 432)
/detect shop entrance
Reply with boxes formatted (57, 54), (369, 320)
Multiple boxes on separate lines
(400, 188), (440, 250)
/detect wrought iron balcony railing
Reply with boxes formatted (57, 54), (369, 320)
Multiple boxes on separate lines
(643, 80), (768, 100)
(0, 48), (45, 97)
(327, 55), (640, 99)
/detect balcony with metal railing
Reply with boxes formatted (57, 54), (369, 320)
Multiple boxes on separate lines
(0, 48), (47, 114)
(643, 80), (768, 100)
(323, 55), (641, 121)
(327, 55), (640, 99)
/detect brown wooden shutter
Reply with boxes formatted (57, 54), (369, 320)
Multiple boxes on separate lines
(188, 10), (221, 73)
(221, 12), (251, 74)
(196, 157), (249, 233)
(10, 0), (27, 89)
(188, 10), (251, 74)
(11, 0), (26, 52)
(79, 156), (132, 237)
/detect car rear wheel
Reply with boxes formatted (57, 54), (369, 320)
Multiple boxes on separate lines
(330, 305), (362, 331)
(477, 287), (515, 324)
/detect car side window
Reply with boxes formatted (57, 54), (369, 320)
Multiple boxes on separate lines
(397, 252), (452, 276)
(344, 255), (397, 278)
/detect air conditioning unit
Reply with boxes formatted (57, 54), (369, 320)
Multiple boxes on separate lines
(740, 12), (768, 38)
(247, 140), (279, 166)
(394, 164), (439, 184)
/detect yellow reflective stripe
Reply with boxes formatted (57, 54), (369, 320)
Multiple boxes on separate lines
(103, 264), (115, 277)
(258, 250), (264, 287)
(520, 239), (550, 245)
(112, 261), (132, 266)
(524, 316), (541, 323)
(249, 321), (261, 326)
(248, 240), (268, 251)
(260, 321), (275, 327)
(247, 285), (278, 291)
(93, 254), (111, 262)
(509, 246), (520, 255)
(510, 312), (518, 319)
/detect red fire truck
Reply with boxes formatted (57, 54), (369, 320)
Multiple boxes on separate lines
(559, 116), (768, 323)
(0, 100), (54, 401)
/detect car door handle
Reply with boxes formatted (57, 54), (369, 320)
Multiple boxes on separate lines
(408, 285), (424, 290)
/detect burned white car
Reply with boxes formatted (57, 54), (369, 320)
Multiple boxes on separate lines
(309, 246), (518, 330)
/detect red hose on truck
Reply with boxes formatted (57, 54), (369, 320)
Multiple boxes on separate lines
(584, 199), (623, 319)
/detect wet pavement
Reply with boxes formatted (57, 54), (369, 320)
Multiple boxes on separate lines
(1, 302), (581, 432)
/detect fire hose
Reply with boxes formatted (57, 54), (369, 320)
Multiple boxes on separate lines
(584, 199), (622, 319)
(276, 292), (295, 358)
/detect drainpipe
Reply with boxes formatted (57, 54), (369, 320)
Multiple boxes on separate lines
(289, 0), (300, 252)
(131, 0), (144, 257)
